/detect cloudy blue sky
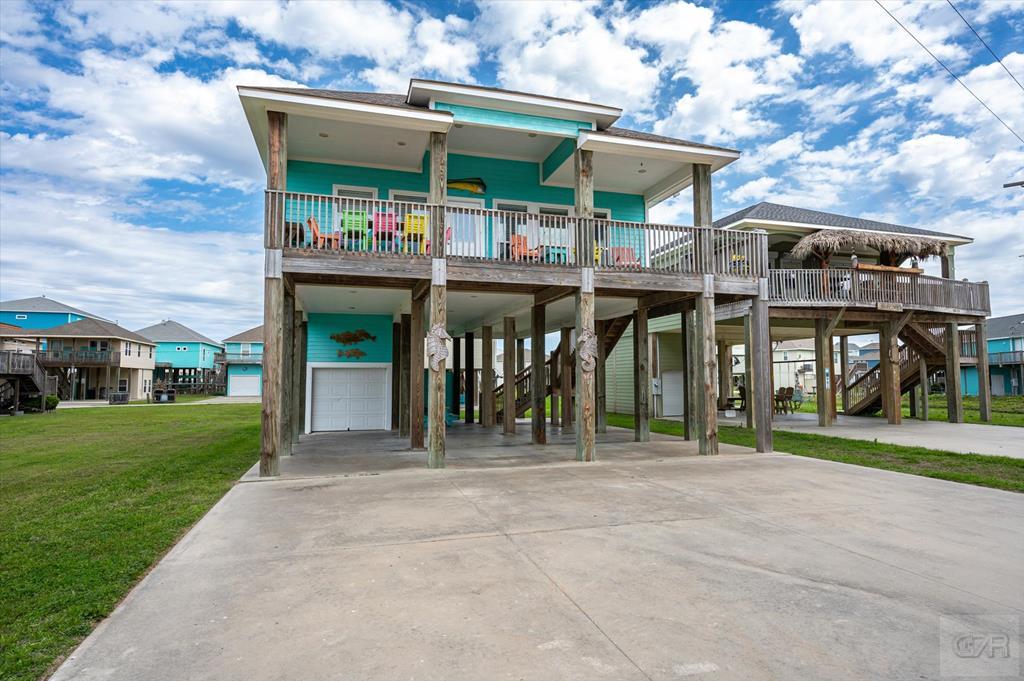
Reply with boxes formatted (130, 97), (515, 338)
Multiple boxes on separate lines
(1, 0), (1022, 340)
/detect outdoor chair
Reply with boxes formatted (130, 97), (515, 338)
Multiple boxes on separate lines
(341, 210), (369, 250)
(372, 212), (398, 251)
(608, 246), (641, 267)
(404, 212), (429, 254)
(774, 387), (788, 414)
(306, 216), (340, 250)
(510, 234), (542, 262)
(784, 386), (795, 412)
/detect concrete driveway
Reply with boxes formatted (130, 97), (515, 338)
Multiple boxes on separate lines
(52, 452), (1023, 680)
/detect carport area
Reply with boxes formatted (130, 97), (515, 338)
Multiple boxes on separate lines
(51, 447), (1023, 681)
(259, 421), (751, 479)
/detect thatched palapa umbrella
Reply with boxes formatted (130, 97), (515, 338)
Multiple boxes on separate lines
(790, 229), (949, 267)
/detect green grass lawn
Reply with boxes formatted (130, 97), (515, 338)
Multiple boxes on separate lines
(0, 404), (260, 681)
(606, 413), (1024, 493)
(765, 391), (1024, 427)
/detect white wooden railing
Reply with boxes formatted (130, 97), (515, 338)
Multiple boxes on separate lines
(768, 269), (990, 315)
(265, 190), (768, 277)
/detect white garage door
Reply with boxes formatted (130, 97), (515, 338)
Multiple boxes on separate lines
(311, 367), (388, 432)
(229, 374), (261, 397)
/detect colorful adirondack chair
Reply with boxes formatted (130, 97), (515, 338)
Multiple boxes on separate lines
(608, 246), (641, 267)
(306, 216), (339, 249)
(510, 234), (542, 261)
(404, 212), (429, 254)
(373, 212), (398, 251)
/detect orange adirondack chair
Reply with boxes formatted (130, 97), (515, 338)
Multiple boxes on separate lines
(510, 234), (542, 261)
(608, 246), (640, 267)
(306, 216), (339, 249)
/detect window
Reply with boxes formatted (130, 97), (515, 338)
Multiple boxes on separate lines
(15, 314), (26, 320)
(333, 185), (378, 200)
(390, 191), (428, 204)
(89, 340), (109, 352)
(125, 341), (132, 355)
(118, 378), (128, 392)
(148, 347), (152, 358)
(240, 343), (251, 356)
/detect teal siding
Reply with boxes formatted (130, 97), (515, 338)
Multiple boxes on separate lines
(154, 341), (220, 369)
(988, 338), (1014, 353)
(286, 155), (646, 221)
(0, 311), (81, 329)
(225, 341), (264, 355)
(433, 102), (592, 137)
(962, 365), (1016, 396)
(306, 314), (393, 363)
(542, 138), (575, 181)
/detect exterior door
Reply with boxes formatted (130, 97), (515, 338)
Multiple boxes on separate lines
(311, 367), (388, 431)
(661, 370), (684, 416)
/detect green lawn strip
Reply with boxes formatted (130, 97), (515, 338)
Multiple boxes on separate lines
(0, 404), (260, 681)
(606, 413), (1024, 494)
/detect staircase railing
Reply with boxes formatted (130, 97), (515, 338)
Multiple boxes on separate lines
(846, 343), (921, 412)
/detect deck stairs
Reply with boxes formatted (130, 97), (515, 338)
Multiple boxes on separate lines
(0, 351), (49, 412)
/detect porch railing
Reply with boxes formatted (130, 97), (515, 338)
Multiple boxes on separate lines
(37, 350), (121, 366)
(768, 269), (990, 315)
(265, 190), (768, 278)
(216, 352), (263, 363)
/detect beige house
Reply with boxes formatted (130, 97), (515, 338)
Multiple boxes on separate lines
(0, 318), (156, 401)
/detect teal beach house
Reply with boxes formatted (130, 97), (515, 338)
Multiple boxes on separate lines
(960, 313), (1023, 397)
(0, 295), (108, 330)
(135, 320), (223, 391)
(222, 325), (264, 397)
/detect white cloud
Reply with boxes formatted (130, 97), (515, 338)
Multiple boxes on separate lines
(731, 177), (779, 204)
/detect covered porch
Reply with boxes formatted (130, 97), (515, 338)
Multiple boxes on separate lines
(252, 420), (758, 480)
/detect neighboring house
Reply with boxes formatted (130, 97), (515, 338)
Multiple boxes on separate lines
(961, 313), (1024, 397)
(135, 320), (223, 390)
(222, 325), (264, 396)
(0, 322), (35, 353)
(605, 201), (991, 422)
(0, 318), (156, 401)
(0, 296), (110, 351)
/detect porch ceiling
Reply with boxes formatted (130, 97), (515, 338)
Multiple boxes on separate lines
(447, 124), (563, 161)
(288, 114), (429, 172)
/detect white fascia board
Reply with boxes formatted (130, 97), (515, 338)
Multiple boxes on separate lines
(578, 131), (740, 167)
(719, 219), (974, 245)
(408, 80), (620, 128)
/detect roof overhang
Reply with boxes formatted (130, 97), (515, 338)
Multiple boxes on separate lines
(718, 218), (973, 245)
(238, 87), (453, 171)
(567, 131), (740, 207)
(407, 79), (621, 130)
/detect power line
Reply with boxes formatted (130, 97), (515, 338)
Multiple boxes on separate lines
(946, 0), (1024, 94)
(873, 0), (1024, 147)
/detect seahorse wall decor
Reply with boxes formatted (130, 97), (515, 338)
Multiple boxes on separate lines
(576, 327), (598, 375)
(331, 329), (377, 359)
(426, 323), (452, 371)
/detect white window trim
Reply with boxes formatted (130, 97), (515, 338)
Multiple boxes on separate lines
(489, 200), (612, 219)
(332, 184), (379, 199)
(305, 362), (392, 434)
(15, 314), (27, 320)
(388, 189), (428, 202)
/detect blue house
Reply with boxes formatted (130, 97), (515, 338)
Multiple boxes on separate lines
(135, 320), (223, 391)
(222, 325), (263, 397)
(961, 313), (1024, 397)
(0, 295), (108, 330)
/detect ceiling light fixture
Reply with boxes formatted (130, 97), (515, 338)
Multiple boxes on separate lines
(638, 162), (647, 174)
(454, 123), (464, 128)
(396, 140), (407, 146)
(528, 133), (537, 138)
(318, 132), (329, 138)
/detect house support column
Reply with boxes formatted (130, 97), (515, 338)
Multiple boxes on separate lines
(683, 306), (695, 440)
(693, 163), (718, 454)
(503, 317), (516, 435)
(576, 270), (596, 461)
(481, 325), (495, 428)
(633, 306), (650, 442)
(426, 130), (448, 466)
(465, 331), (475, 424)
(550, 343), (560, 427)
(743, 314), (753, 429)
(399, 314), (411, 438)
(260, 109), (286, 478)
(595, 318), (607, 435)
(908, 380), (918, 419)
(560, 327), (573, 430)
(975, 320), (991, 422)
(451, 334), (461, 419)
(919, 356), (930, 421)
(944, 323), (963, 423)
(281, 287), (294, 456)
(410, 293), (426, 450)
(531, 302), (546, 444)
(717, 340), (731, 410)
(391, 321), (401, 430)
(879, 322), (901, 425)
(751, 278), (772, 452)
(516, 338), (525, 374)
(291, 308), (304, 445)
(814, 319), (834, 426)
(839, 336), (850, 413)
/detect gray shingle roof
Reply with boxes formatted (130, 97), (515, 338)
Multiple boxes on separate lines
(713, 202), (970, 241)
(986, 313), (1024, 340)
(223, 325), (263, 343)
(0, 296), (109, 321)
(135, 320), (222, 347)
(241, 86), (733, 154)
(0, 318), (154, 344)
